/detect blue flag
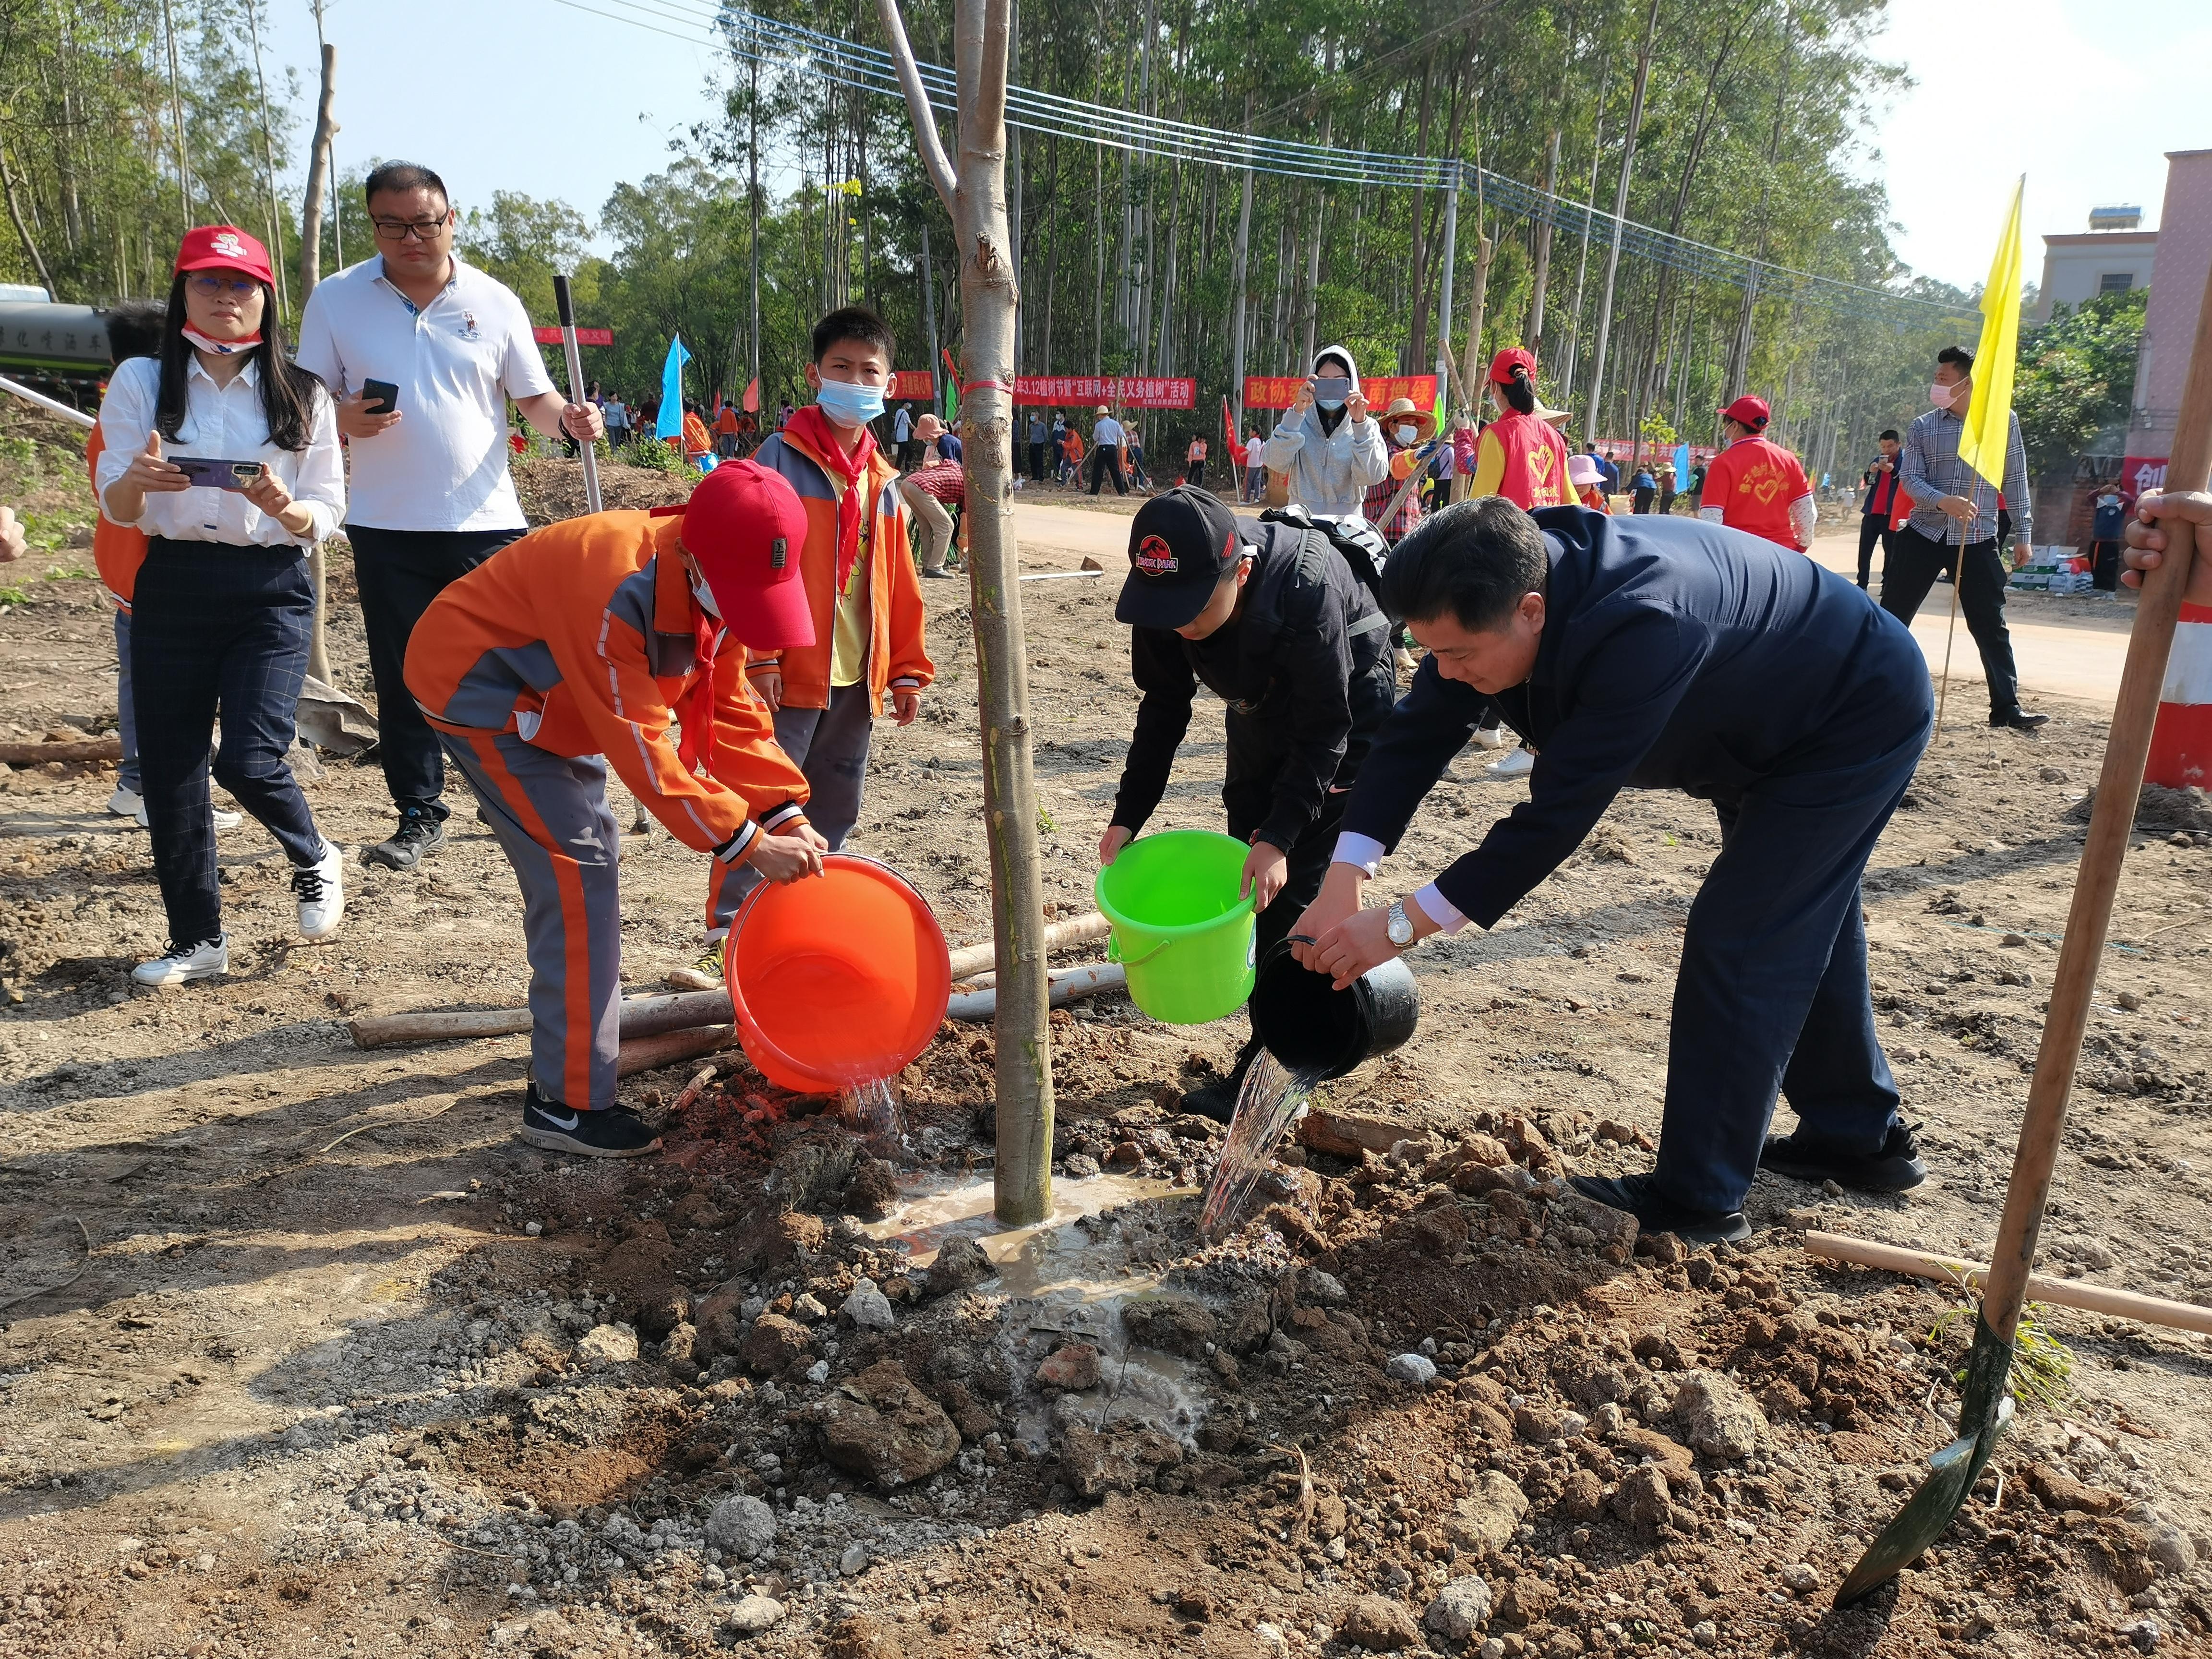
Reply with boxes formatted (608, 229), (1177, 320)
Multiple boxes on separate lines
(1673, 443), (1692, 488)
(656, 336), (691, 440)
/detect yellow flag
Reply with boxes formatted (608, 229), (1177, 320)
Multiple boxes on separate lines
(1958, 178), (2025, 491)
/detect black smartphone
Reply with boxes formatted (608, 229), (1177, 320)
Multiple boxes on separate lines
(172, 457), (266, 492)
(360, 378), (399, 414)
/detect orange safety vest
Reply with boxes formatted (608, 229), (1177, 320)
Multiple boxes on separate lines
(1485, 409), (1572, 511)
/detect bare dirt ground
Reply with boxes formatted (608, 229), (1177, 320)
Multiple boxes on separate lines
(5, 408), (2212, 1659)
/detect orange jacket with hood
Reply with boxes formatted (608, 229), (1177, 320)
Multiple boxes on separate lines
(744, 421), (934, 714)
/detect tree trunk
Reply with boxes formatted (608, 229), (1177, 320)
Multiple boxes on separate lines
(242, 0), (290, 322)
(749, 48), (761, 395)
(881, 0), (1055, 1227)
(0, 153), (57, 298)
(1227, 96), (1254, 426)
(1527, 126), (1561, 352)
(1729, 20), (1796, 398)
(1585, 0), (1660, 450)
(298, 44), (338, 300)
(921, 220), (942, 413)
(1405, 54), (1437, 371)
(1556, 51), (1612, 414)
(159, 0), (192, 224)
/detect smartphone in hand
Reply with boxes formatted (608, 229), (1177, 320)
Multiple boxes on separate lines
(360, 379), (399, 415)
(172, 457), (267, 492)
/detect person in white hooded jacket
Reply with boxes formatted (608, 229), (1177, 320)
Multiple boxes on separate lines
(1263, 346), (1390, 517)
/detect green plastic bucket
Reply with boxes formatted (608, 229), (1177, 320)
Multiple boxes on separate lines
(1094, 829), (1257, 1024)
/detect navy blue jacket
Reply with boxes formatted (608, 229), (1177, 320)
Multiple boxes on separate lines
(1344, 508), (1929, 927)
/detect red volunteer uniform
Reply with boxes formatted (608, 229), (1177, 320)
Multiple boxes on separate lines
(1704, 434), (1812, 549)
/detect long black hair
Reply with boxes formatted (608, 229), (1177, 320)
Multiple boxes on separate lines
(1499, 364), (1538, 416)
(154, 273), (327, 453)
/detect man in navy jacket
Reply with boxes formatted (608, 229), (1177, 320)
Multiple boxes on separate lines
(1293, 498), (1934, 1242)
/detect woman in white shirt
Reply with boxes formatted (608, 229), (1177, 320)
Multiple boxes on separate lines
(96, 226), (349, 987)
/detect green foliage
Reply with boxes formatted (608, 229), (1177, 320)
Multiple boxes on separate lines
(2014, 288), (2148, 474)
(1930, 1297), (2074, 1414)
(617, 436), (688, 475)
(0, 588), (26, 608)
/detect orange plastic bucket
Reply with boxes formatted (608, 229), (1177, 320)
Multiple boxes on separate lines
(724, 854), (952, 1094)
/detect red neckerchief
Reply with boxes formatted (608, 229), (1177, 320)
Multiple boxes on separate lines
(786, 404), (877, 592)
(650, 509), (723, 775)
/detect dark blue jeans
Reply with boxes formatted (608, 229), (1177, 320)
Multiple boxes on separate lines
(132, 538), (323, 945)
(1652, 672), (1934, 1214)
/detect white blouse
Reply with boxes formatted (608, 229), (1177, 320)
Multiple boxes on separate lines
(96, 354), (344, 548)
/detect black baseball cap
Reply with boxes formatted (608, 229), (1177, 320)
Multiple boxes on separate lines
(1116, 487), (1245, 629)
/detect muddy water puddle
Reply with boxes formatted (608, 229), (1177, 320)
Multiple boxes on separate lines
(861, 1172), (1213, 1447)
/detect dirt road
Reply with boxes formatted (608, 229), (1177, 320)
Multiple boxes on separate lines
(4, 430), (2212, 1657)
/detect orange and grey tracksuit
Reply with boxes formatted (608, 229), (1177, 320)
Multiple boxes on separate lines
(404, 510), (808, 1111)
(719, 424), (933, 929)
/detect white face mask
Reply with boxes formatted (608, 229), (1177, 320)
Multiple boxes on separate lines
(689, 570), (722, 618)
(1395, 424), (1419, 445)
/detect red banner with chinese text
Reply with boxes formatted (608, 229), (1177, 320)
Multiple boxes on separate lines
(890, 371), (937, 400)
(531, 326), (613, 347)
(1012, 375), (1195, 409)
(1242, 374), (1438, 412)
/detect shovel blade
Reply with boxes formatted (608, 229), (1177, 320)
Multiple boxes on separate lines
(1834, 1319), (2015, 1607)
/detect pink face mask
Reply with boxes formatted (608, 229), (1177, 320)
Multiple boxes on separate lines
(1930, 380), (1964, 409)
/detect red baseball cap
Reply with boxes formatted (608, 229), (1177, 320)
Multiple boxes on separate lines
(1489, 347), (1538, 385)
(174, 226), (275, 287)
(675, 461), (815, 650)
(1719, 395), (1771, 429)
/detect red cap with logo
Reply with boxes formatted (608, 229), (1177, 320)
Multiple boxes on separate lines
(1719, 395), (1771, 429)
(1489, 347), (1539, 385)
(174, 226), (275, 288)
(673, 460), (815, 650)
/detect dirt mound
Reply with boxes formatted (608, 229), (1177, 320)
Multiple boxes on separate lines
(513, 453), (697, 526)
(2068, 781), (2212, 835)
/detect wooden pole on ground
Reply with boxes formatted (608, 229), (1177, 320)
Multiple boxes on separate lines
(880, 0), (1055, 1226)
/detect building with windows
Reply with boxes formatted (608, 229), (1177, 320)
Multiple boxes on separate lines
(2033, 204), (2157, 324)
(2125, 149), (2212, 494)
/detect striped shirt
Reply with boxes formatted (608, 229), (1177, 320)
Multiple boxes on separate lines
(1899, 405), (2032, 548)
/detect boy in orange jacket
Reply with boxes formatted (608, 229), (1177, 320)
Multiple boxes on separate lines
(728, 306), (933, 935)
(405, 461), (826, 1157)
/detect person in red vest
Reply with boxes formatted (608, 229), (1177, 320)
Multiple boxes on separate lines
(1700, 396), (1815, 551)
(1464, 349), (1572, 511)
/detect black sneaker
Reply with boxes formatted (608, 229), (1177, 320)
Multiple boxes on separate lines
(364, 807), (448, 870)
(1761, 1119), (1927, 1192)
(1990, 709), (2050, 732)
(1180, 1041), (1260, 1124)
(519, 1082), (662, 1158)
(1568, 1172), (1750, 1245)
(920, 567), (955, 580)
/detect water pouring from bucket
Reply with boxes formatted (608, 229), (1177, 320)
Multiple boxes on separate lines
(724, 855), (952, 1143)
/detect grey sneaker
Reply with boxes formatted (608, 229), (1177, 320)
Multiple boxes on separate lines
(364, 808), (446, 870)
(132, 935), (229, 987)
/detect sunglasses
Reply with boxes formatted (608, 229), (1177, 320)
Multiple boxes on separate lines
(185, 274), (261, 297)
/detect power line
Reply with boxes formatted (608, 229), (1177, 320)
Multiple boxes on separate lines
(552, 0), (1975, 330)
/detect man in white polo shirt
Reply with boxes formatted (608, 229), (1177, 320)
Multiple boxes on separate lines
(296, 160), (603, 871)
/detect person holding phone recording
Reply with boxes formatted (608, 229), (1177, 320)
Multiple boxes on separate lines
(295, 161), (603, 874)
(1262, 347), (1388, 519)
(96, 225), (348, 986)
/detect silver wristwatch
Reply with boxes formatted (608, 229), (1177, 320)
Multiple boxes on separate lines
(1385, 900), (1416, 949)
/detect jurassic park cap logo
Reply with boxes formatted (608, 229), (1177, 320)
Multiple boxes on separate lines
(1134, 533), (1178, 576)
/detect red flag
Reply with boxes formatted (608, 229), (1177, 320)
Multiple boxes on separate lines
(742, 377), (759, 413)
(1222, 395), (1246, 467)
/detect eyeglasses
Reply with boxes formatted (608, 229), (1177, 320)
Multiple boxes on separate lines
(186, 274), (260, 297)
(372, 212), (452, 242)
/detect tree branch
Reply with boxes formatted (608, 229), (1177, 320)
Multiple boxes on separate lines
(0, 147), (57, 299)
(876, 0), (959, 213)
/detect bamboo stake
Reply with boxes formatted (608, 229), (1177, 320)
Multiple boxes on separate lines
(1803, 1232), (2212, 1337)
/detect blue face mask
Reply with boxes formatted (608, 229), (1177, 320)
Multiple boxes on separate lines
(815, 378), (887, 427)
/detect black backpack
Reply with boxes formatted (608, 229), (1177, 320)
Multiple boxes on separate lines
(1257, 502), (1394, 615)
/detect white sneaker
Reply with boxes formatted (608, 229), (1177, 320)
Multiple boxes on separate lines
(293, 840), (345, 940)
(129, 796), (244, 831)
(1471, 726), (1509, 751)
(108, 784), (144, 818)
(133, 935), (229, 986)
(1487, 748), (1536, 780)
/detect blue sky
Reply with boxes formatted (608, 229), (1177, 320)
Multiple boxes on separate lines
(259, 0), (2209, 292)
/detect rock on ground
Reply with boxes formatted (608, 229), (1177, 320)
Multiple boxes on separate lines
(740, 1312), (815, 1376)
(1384, 1352), (1437, 1386)
(1425, 1575), (1494, 1639)
(841, 1277), (896, 1330)
(1447, 1471), (1529, 1552)
(1058, 1422), (1184, 1498)
(1342, 1594), (1423, 1651)
(704, 1493), (776, 1560)
(724, 1594), (785, 1635)
(1121, 1293), (1217, 1357)
(575, 1322), (638, 1366)
(924, 1237), (993, 1296)
(1035, 1342), (1103, 1390)
(814, 1360), (961, 1488)
(1670, 1370), (1770, 1462)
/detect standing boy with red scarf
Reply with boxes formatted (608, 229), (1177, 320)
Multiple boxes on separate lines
(721, 307), (934, 941)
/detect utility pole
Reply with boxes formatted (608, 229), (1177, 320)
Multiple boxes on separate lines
(1227, 94), (1254, 430)
(749, 44), (761, 402)
(1434, 161), (1459, 409)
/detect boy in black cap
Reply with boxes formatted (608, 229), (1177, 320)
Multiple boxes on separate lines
(1099, 486), (1397, 1118)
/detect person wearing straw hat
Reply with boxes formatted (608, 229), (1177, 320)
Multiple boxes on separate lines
(1100, 486), (1397, 1121)
(1361, 397), (1437, 549)
(404, 461), (827, 1157)
(96, 225), (350, 986)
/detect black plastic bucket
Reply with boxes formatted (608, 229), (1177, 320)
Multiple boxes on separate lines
(1248, 938), (1419, 1082)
